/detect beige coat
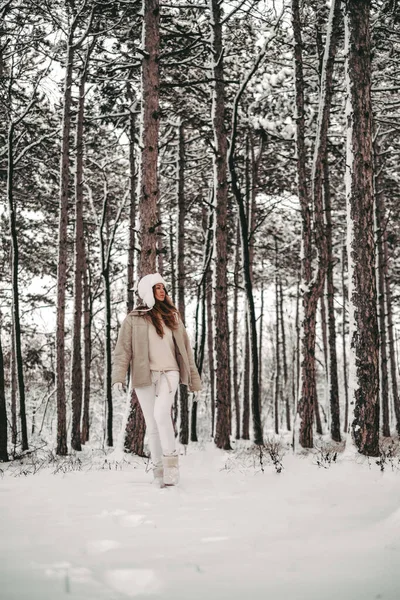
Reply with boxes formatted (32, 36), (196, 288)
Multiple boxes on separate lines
(112, 312), (202, 392)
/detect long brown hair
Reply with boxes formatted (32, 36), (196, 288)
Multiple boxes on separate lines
(137, 293), (180, 337)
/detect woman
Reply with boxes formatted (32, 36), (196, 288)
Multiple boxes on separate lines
(112, 273), (201, 487)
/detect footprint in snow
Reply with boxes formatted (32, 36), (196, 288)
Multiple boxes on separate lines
(97, 509), (146, 527)
(98, 509), (128, 518)
(121, 514), (146, 527)
(105, 568), (162, 597)
(34, 561), (93, 584)
(86, 539), (122, 554)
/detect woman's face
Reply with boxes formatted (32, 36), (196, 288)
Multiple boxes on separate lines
(153, 283), (166, 302)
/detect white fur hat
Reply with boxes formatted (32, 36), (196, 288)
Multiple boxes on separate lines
(137, 273), (167, 309)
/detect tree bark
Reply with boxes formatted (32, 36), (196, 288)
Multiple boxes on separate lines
(125, 395), (147, 456)
(374, 141), (390, 437)
(279, 275), (291, 431)
(233, 223), (241, 440)
(292, 0), (315, 448)
(293, 0), (341, 448)
(56, 39), (75, 456)
(192, 205), (210, 442)
(138, 0), (161, 276)
(316, 294), (326, 435)
(81, 258), (91, 443)
(383, 218), (400, 434)
(342, 243), (349, 433)
(259, 276), (264, 404)
(177, 120), (189, 445)
(10, 299), (17, 445)
(206, 267), (216, 438)
(7, 123), (28, 451)
(320, 291), (329, 386)
(169, 213), (177, 306)
(71, 44), (92, 452)
(126, 83), (137, 314)
(228, 89), (263, 446)
(324, 161), (341, 442)
(0, 331), (8, 462)
(274, 240), (280, 435)
(104, 264), (113, 447)
(242, 316), (250, 440)
(209, 0), (231, 450)
(125, 0), (161, 455)
(294, 275), (301, 415)
(169, 212), (178, 428)
(311, 0), (341, 441)
(344, 0), (379, 456)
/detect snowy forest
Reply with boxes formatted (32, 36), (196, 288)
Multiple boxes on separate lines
(2, 0), (400, 459)
(1, 1), (400, 598)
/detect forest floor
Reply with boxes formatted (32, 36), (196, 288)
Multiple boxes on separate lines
(1, 438), (400, 600)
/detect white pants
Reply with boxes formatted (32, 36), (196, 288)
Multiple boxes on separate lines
(135, 371), (179, 467)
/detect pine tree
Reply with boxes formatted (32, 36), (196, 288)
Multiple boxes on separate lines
(344, 0), (379, 456)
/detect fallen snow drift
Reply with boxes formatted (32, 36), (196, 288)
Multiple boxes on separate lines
(1, 443), (400, 600)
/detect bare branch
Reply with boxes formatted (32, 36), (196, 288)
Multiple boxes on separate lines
(13, 132), (58, 166)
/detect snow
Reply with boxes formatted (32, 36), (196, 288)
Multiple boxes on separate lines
(1, 442), (400, 600)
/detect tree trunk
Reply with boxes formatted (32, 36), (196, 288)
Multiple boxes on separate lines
(293, 0), (341, 448)
(242, 138), (251, 439)
(259, 277), (264, 396)
(383, 217), (400, 434)
(169, 213), (177, 306)
(169, 213), (179, 428)
(314, 381), (323, 436)
(7, 123), (28, 451)
(209, 0), (231, 450)
(191, 275), (204, 443)
(242, 315), (250, 440)
(344, 0), (379, 456)
(0, 331), (8, 462)
(56, 40), (74, 456)
(228, 103), (263, 446)
(295, 275), (301, 414)
(233, 223), (241, 440)
(125, 393), (147, 456)
(138, 0), (161, 276)
(324, 161), (341, 442)
(292, 0), (315, 448)
(71, 47), (91, 452)
(192, 205), (210, 442)
(177, 120), (189, 445)
(279, 275), (291, 431)
(316, 293), (326, 435)
(342, 243), (349, 433)
(127, 83), (137, 314)
(206, 267), (216, 438)
(312, 0), (341, 442)
(81, 259), (91, 443)
(274, 241), (280, 435)
(104, 268), (113, 447)
(374, 141), (390, 437)
(125, 0), (161, 455)
(157, 202), (164, 275)
(320, 291), (329, 386)
(191, 274), (206, 443)
(10, 310), (17, 445)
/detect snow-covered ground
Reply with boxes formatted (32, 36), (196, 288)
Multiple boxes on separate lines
(1, 442), (400, 600)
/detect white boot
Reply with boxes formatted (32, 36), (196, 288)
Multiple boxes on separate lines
(162, 454), (179, 486)
(152, 464), (165, 488)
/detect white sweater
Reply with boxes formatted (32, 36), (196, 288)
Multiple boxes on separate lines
(148, 321), (179, 372)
